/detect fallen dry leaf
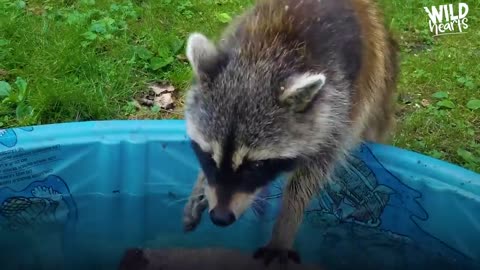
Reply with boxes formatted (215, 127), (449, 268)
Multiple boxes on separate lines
(139, 98), (154, 106)
(420, 99), (430, 107)
(149, 82), (175, 95)
(0, 69), (8, 77)
(134, 81), (177, 113)
(27, 7), (45, 16)
(176, 54), (188, 62)
(154, 93), (175, 110)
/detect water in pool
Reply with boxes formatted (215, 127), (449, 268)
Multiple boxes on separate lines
(0, 134), (478, 270)
(0, 191), (478, 270)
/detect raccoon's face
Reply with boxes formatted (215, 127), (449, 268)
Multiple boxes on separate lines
(190, 138), (297, 226)
(184, 33), (341, 227)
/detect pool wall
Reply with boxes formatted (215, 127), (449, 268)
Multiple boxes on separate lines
(0, 120), (479, 269)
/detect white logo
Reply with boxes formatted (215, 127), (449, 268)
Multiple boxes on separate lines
(424, 3), (469, 36)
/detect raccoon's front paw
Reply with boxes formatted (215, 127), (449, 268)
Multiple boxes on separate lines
(253, 246), (301, 266)
(183, 194), (208, 232)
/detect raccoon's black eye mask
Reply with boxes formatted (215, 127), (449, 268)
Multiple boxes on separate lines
(238, 159), (297, 176)
(190, 141), (217, 181)
(191, 140), (297, 190)
(236, 158), (297, 191)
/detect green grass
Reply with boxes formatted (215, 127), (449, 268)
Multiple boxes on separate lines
(380, 0), (480, 172)
(0, 0), (479, 172)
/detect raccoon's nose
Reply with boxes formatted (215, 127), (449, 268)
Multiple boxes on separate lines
(210, 207), (236, 227)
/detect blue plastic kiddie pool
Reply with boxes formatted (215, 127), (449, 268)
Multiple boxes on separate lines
(0, 120), (479, 270)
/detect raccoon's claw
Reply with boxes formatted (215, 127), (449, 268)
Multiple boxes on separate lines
(183, 217), (199, 232)
(183, 194), (208, 232)
(253, 246), (301, 266)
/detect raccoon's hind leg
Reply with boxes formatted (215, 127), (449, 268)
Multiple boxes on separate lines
(183, 172), (209, 232)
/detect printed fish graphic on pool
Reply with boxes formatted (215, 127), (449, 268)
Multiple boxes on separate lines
(0, 175), (78, 269)
(0, 175), (77, 233)
(0, 127), (34, 148)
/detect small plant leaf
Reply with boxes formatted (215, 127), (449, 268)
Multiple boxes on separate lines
(16, 103), (33, 120)
(466, 99), (480, 110)
(80, 0), (96, 5)
(432, 91), (448, 99)
(216, 13), (232, 23)
(135, 47), (154, 60)
(110, 4), (119, 11)
(0, 39), (10, 46)
(2, 95), (13, 104)
(66, 11), (88, 25)
(15, 0), (26, 9)
(0, 81), (11, 97)
(81, 41), (91, 47)
(83, 31), (98, 41)
(170, 37), (185, 55)
(465, 81), (475, 90)
(151, 105), (160, 113)
(457, 149), (479, 164)
(436, 100), (455, 109)
(90, 21), (107, 34)
(150, 56), (174, 70)
(428, 150), (443, 159)
(15, 77), (27, 101)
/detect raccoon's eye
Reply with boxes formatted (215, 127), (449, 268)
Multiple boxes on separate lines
(251, 161), (265, 169)
(243, 160), (266, 171)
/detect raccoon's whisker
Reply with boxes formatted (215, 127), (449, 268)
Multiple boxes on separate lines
(187, 193), (206, 199)
(166, 198), (189, 206)
(252, 199), (269, 208)
(166, 194), (205, 206)
(251, 200), (262, 207)
(251, 199), (270, 210)
(253, 196), (273, 204)
(149, 182), (194, 187)
(253, 196), (266, 202)
(254, 194), (271, 201)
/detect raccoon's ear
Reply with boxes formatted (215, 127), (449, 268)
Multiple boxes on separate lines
(279, 73), (327, 112)
(186, 33), (221, 80)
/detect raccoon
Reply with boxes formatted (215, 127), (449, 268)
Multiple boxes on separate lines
(182, 0), (399, 265)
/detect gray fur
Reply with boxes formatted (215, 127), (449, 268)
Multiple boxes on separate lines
(183, 0), (397, 264)
(185, 44), (352, 160)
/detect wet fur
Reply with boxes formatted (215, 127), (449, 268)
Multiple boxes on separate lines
(183, 0), (399, 264)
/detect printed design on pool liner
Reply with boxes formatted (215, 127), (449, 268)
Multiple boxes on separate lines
(249, 144), (398, 224)
(310, 150), (395, 227)
(0, 127), (34, 148)
(0, 174), (77, 234)
(303, 143), (469, 260)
